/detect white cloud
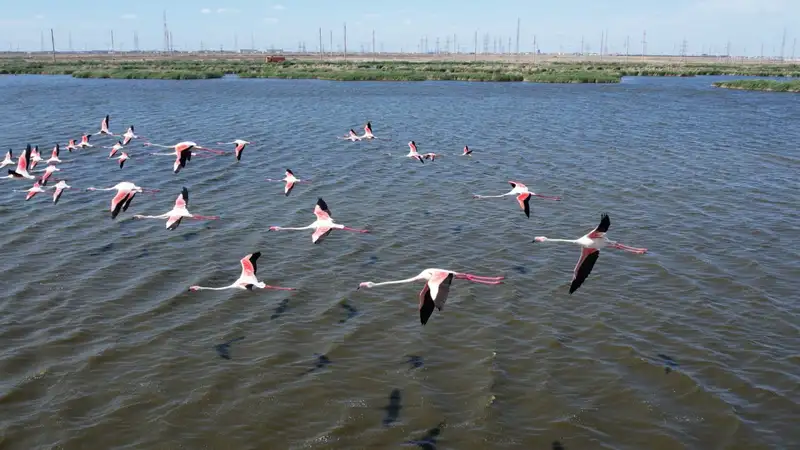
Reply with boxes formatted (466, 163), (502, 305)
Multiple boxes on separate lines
(200, 8), (211, 14)
(273, 4), (285, 10)
(264, 17), (279, 23)
(121, 13), (137, 20)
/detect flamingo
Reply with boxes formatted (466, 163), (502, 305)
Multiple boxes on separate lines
(340, 129), (362, 141)
(77, 134), (93, 148)
(473, 181), (561, 218)
(356, 268), (505, 325)
(50, 180), (71, 204)
(269, 198), (369, 244)
(86, 181), (158, 219)
(14, 181), (45, 201)
(406, 141), (424, 163)
(189, 252), (296, 292)
(116, 152), (129, 168)
(29, 146), (42, 170)
(533, 214), (648, 294)
(38, 165), (60, 185)
(65, 139), (78, 152)
(360, 121), (375, 139)
(121, 125), (140, 146)
(133, 187), (219, 230)
(106, 141), (124, 158)
(1, 149), (13, 168)
(265, 168), (310, 196)
(462, 145), (472, 156)
(6, 145), (34, 179)
(422, 152), (442, 161)
(217, 139), (251, 161)
(47, 144), (61, 164)
(144, 141), (223, 174)
(95, 114), (114, 136)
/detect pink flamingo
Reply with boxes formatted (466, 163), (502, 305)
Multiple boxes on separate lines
(77, 134), (93, 148)
(189, 252), (296, 292)
(217, 139), (251, 161)
(50, 180), (70, 204)
(116, 152), (129, 168)
(265, 168), (310, 196)
(37, 165), (60, 185)
(1, 149), (13, 168)
(473, 181), (561, 218)
(269, 198), (369, 244)
(357, 268), (505, 325)
(105, 141), (125, 158)
(46, 144), (61, 164)
(462, 145), (472, 156)
(133, 187), (219, 230)
(94, 114), (115, 136)
(359, 121), (376, 139)
(5, 145), (34, 180)
(340, 129), (362, 141)
(86, 181), (158, 219)
(406, 141), (424, 163)
(29, 146), (42, 170)
(533, 214), (647, 294)
(13, 180), (45, 201)
(121, 125), (142, 146)
(65, 139), (78, 152)
(144, 141), (224, 174)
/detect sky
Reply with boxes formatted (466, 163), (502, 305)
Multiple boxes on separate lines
(0, 0), (797, 57)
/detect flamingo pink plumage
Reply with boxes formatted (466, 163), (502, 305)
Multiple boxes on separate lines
(188, 252), (296, 292)
(269, 198), (369, 244)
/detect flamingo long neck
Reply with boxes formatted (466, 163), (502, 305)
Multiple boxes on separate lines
(370, 275), (425, 287)
(279, 224), (315, 231)
(541, 238), (579, 244)
(476, 192), (513, 199)
(193, 285), (235, 291)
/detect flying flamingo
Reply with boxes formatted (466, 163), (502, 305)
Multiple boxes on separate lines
(77, 134), (93, 148)
(29, 146), (43, 170)
(533, 214), (648, 294)
(50, 180), (70, 204)
(65, 139), (78, 152)
(1, 149), (13, 168)
(422, 152), (442, 161)
(86, 181), (158, 219)
(217, 139), (251, 161)
(356, 268), (505, 325)
(38, 165), (60, 185)
(269, 198), (369, 244)
(106, 141), (125, 158)
(473, 181), (561, 218)
(462, 145), (472, 156)
(6, 145), (34, 180)
(116, 152), (129, 168)
(189, 252), (296, 292)
(360, 121), (376, 139)
(265, 168), (310, 196)
(406, 141), (424, 163)
(340, 129), (362, 141)
(121, 126), (141, 146)
(133, 187), (219, 230)
(47, 144), (61, 164)
(144, 141), (224, 173)
(13, 180), (45, 201)
(95, 115), (114, 136)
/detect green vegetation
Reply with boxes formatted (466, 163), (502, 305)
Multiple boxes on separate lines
(712, 79), (800, 93)
(0, 58), (799, 84)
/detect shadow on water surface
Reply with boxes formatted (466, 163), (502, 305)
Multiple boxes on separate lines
(382, 388), (402, 426)
(214, 336), (245, 360)
(270, 298), (289, 320)
(404, 421), (445, 449)
(301, 354), (331, 375)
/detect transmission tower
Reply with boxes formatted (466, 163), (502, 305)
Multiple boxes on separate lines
(641, 30), (647, 60)
(515, 18), (520, 55)
(134, 31), (139, 51)
(68, 31), (73, 52)
(680, 37), (687, 62)
(780, 28), (787, 62)
(163, 10), (170, 53)
(482, 34), (489, 54)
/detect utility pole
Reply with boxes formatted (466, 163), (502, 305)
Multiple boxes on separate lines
(580, 35), (584, 57)
(169, 31), (173, 53)
(780, 28), (787, 62)
(343, 22), (347, 62)
(50, 29), (56, 62)
(319, 27), (323, 59)
(792, 38), (797, 61)
(726, 40), (731, 60)
(473, 30), (477, 61)
(372, 29), (375, 61)
(111, 30), (115, 54)
(163, 10), (169, 53)
(599, 30), (604, 60)
(515, 18), (520, 56)
(680, 37), (687, 62)
(760, 42), (764, 61)
(641, 30), (647, 61)
(234, 33), (238, 52)
(625, 35), (630, 62)
(329, 30), (333, 57)
(134, 31), (139, 52)
(533, 35), (537, 63)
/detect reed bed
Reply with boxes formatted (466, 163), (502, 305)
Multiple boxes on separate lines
(711, 79), (800, 92)
(1, 59), (798, 84)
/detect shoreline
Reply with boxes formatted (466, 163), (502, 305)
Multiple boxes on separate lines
(1, 57), (798, 84)
(712, 79), (800, 93)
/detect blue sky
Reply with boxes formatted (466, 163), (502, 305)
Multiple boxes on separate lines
(1, 0), (797, 57)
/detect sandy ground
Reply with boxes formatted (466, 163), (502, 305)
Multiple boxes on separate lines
(0, 51), (788, 66)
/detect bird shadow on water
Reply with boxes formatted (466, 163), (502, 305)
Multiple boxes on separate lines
(214, 336), (245, 360)
(657, 353), (679, 374)
(403, 421), (445, 449)
(339, 300), (359, 323)
(382, 388), (402, 427)
(301, 354), (331, 375)
(404, 355), (424, 370)
(270, 298), (290, 320)
(552, 441), (566, 450)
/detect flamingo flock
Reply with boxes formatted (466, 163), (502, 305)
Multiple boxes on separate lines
(2, 113), (648, 331)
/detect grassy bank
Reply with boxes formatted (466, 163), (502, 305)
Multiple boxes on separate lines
(712, 79), (800, 93)
(1, 59), (799, 83)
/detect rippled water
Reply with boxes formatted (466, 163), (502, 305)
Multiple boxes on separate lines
(0, 74), (798, 449)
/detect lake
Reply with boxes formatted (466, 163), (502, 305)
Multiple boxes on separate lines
(0, 74), (798, 450)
